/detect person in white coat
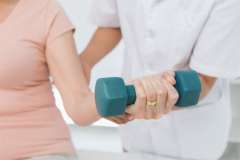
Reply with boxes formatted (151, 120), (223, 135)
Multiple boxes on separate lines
(80, 0), (240, 159)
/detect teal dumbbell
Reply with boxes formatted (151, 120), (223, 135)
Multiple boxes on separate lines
(95, 70), (201, 117)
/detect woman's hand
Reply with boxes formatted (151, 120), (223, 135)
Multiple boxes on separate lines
(126, 71), (179, 120)
(105, 113), (134, 125)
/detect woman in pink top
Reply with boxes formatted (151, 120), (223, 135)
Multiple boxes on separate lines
(0, 0), (102, 159)
(0, 0), (186, 159)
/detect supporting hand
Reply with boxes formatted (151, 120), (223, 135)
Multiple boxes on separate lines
(126, 71), (179, 120)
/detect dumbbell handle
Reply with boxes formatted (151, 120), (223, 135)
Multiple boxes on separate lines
(125, 70), (201, 107)
(126, 85), (136, 105)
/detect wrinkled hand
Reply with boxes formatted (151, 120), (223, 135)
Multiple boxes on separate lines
(126, 71), (179, 120)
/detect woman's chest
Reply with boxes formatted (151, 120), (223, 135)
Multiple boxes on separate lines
(0, 30), (48, 88)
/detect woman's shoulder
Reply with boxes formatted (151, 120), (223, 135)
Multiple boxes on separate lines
(18, 0), (70, 43)
(45, 0), (64, 11)
(23, 0), (63, 13)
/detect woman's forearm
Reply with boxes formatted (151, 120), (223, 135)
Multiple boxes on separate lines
(64, 91), (100, 126)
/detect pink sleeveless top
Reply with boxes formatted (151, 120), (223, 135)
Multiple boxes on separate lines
(0, 0), (75, 159)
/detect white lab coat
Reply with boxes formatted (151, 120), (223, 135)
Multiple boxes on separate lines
(89, 0), (240, 159)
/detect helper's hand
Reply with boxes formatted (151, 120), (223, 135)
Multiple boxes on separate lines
(126, 71), (179, 120)
(105, 113), (134, 125)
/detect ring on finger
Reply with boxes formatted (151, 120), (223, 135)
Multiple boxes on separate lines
(147, 100), (158, 108)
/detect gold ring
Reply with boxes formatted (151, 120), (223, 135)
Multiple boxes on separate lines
(147, 100), (158, 108)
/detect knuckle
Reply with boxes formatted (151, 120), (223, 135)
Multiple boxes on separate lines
(157, 90), (163, 96)
(161, 85), (168, 92)
(157, 89), (167, 97)
(148, 93), (157, 100)
(139, 93), (147, 100)
(169, 94), (176, 100)
(170, 93), (179, 101)
(175, 94), (180, 100)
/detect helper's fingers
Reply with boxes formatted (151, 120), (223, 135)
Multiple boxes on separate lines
(163, 80), (179, 113)
(140, 76), (158, 119)
(132, 80), (147, 119)
(154, 77), (168, 115)
(162, 71), (176, 85)
(140, 76), (158, 102)
(146, 77), (162, 119)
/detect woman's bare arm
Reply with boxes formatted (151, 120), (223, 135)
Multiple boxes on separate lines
(46, 31), (100, 126)
(80, 27), (133, 124)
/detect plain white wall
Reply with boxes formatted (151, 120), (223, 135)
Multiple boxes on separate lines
(56, 0), (124, 126)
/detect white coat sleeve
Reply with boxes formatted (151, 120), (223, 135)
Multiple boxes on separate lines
(190, 0), (240, 79)
(88, 0), (120, 27)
